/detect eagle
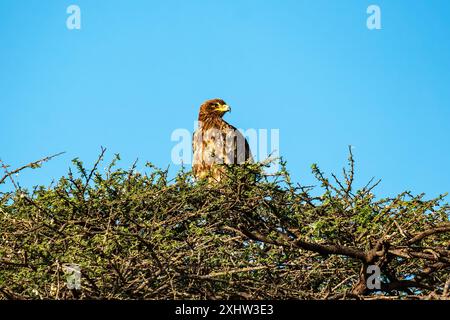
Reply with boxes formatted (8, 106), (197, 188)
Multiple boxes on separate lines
(192, 98), (253, 181)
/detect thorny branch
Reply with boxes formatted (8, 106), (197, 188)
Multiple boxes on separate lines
(0, 148), (448, 300)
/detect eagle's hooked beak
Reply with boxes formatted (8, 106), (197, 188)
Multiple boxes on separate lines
(216, 104), (231, 113)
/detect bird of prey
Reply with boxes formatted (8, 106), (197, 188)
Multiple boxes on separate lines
(192, 98), (253, 181)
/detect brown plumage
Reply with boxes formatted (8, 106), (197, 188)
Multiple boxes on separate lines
(192, 98), (253, 181)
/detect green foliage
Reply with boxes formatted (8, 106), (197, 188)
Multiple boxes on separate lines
(0, 150), (449, 300)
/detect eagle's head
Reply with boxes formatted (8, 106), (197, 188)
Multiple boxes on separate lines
(198, 98), (231, 121)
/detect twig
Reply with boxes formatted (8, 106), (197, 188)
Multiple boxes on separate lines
(0, 152), (65, 185)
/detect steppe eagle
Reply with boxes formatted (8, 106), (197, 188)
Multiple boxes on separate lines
(192, 99), (253, 181)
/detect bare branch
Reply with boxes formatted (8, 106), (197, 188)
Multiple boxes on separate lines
(407, 224), (450, 245)
(0, 152), (65, 185)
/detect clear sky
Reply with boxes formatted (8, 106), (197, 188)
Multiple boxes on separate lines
(1, 0), (449, 199)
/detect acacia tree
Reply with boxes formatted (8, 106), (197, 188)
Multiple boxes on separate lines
(0, 148), (449, 300)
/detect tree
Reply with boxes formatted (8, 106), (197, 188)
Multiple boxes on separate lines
(0, 148), (449, 300)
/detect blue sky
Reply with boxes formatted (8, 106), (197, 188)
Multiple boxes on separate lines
(1, 0), (449, 199)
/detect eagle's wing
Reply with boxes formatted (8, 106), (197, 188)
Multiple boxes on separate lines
(223, 123), (253, 165)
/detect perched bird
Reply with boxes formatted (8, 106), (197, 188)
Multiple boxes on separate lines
(192, 98), (253, 181)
